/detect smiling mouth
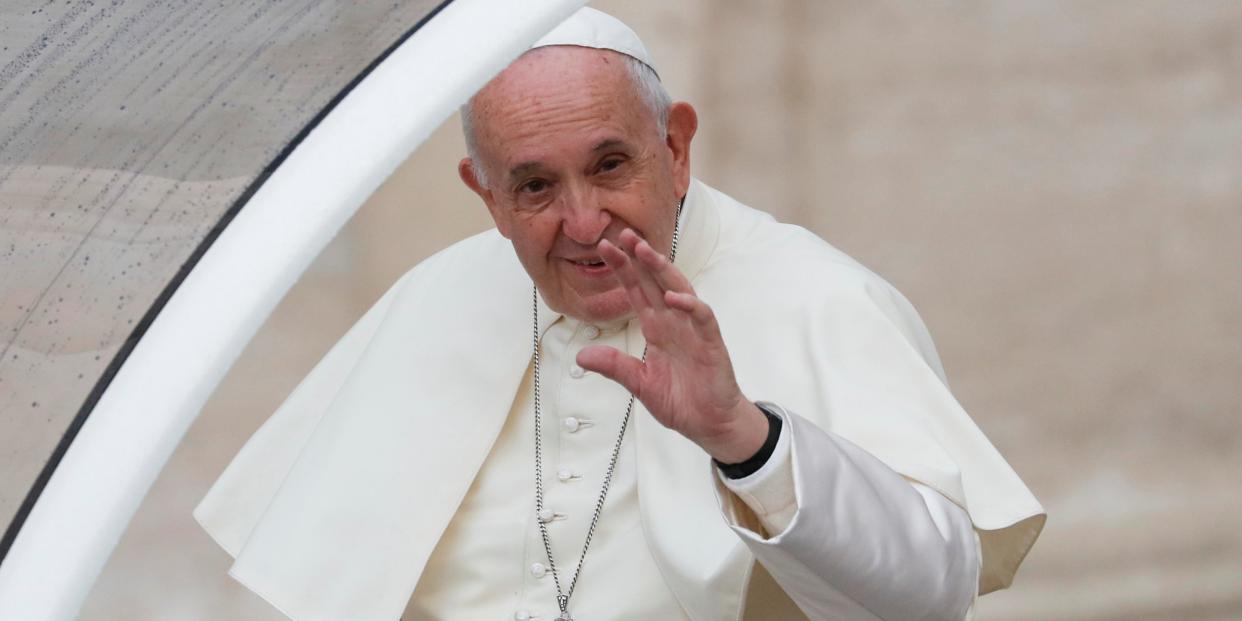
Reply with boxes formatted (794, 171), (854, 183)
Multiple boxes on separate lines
(565, 257), (612, 276)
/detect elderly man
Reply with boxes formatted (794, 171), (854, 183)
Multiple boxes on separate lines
(196, 8), (1044, 621)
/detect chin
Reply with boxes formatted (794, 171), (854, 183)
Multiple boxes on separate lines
(569, 290), (634, 324)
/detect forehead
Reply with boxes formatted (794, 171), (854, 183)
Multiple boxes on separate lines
(470, 47), (656, 169)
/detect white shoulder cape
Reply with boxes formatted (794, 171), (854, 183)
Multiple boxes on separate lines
(196, 179), (1044, 621)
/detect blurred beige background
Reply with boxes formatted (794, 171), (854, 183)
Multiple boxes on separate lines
(82, 1), (1242, 619)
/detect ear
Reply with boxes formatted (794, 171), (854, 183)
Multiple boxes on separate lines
(459, 157), (510, 239)
(664, 101), (698, 198)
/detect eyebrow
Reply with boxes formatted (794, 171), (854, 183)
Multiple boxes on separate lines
(505, 138), (635, 181)
(591, 138), (630, 153)
(507, 161), (544, 181)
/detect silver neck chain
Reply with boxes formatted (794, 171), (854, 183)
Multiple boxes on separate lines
(531, 200), (683, 621)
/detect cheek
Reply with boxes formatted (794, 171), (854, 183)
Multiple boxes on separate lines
(616, 193), (670, 236)
(511, 216), (559, 261)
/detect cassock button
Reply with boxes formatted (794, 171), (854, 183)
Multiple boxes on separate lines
(539, 509), (567, 523)
(563, 417), (587, 433)
(583, 325), (601, 340)
(569, 364), (585, 378)
(530, 562), (548, 578)
(514, 610), (531, 621)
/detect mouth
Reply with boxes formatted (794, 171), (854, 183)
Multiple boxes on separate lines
(565, 257), (612, 277)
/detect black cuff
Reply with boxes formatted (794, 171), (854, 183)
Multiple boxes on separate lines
(714, 404), (783, 480)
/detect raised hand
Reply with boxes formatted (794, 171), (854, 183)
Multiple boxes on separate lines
(576, 228), (769, 464)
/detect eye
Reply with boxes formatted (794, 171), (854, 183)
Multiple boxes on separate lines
(518, 178), (549, 194)
(597, 157), (625, 174)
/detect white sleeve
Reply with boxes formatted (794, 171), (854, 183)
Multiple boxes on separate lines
(718, 408), (797, 534)
(715, 404), (980, 621)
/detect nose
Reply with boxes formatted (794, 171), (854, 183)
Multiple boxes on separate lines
(559, 186), (610, 245)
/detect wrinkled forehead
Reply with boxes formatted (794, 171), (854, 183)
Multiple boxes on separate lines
(469, 46), (652, 146)
(474, 46), (632, 111)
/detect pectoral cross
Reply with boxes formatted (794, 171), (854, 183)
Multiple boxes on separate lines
(556, 595), (573, 620)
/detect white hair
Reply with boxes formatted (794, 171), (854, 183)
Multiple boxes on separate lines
(461, 52), (671, 187)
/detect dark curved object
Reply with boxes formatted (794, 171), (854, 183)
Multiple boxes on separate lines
(0, 0), (455, 566)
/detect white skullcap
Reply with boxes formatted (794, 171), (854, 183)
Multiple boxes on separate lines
(531, 6), (658, 77)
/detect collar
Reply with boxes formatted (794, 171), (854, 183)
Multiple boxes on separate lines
(671, 178), (719, 288)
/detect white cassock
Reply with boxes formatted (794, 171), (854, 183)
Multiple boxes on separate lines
(195, 179), (1046, 621)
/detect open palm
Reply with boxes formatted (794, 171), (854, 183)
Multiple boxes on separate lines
(575, 229), (768, 464)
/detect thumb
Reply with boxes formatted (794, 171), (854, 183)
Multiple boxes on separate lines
(576, 345), (645, 396)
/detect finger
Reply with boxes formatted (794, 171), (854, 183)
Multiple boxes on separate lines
(633, 236), (695, 296)
(598, 238), (653, 311)
(576, 345), (645, 396)
(616, 229), (668, 309)
(664, 290), (723, 340)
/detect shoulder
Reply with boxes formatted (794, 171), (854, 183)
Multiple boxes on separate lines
(695, 184), (944, 375)
(699, 185), (899, 306)
(385, 227), (520, 298)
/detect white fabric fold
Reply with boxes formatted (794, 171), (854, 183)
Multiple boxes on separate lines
(715, 408), (979, 621)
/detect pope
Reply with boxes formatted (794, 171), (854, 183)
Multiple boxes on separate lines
(196, 8), (1045, 621)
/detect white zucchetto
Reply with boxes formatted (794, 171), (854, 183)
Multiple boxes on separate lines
(531, 6), (658, 76)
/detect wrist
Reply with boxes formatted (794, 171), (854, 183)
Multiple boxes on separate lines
(714, 404), (783, 479)
(699, 400), (769, 464)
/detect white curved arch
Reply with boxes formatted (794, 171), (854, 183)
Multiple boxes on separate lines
(0, 0), (586, 618)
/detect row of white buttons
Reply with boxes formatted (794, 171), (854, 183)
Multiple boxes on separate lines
(517, 324), (606, 621)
